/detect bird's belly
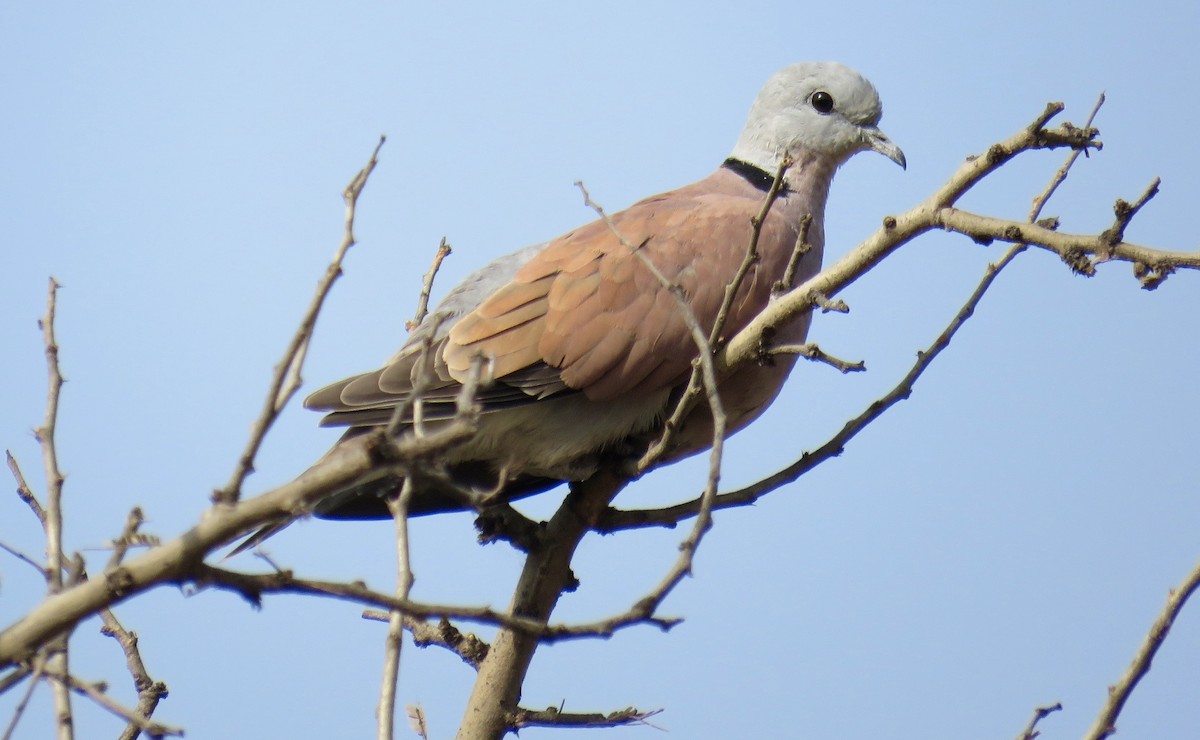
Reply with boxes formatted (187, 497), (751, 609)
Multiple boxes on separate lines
(442, 388), (673, 480)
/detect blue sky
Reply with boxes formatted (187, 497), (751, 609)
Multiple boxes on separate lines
(2, 2), (1198, 738)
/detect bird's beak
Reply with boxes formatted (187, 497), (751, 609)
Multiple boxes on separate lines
(862, 126), (906, 169)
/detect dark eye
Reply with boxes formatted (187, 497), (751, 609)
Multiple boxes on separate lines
(810, 90), (834, 114)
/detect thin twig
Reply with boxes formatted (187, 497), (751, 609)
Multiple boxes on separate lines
(767, 343), (865, 374)
(5, 104), (1196, 683)
(8, 443), (171, 736)
(1, 663), (41, 740)
(603, 97), (1108, 535)
(383, 313), (448, 440)
(0, 540), (47, 577)
(33, 278), (73, 740)
(0, 665), (33, 695)
(407, 237), (453, 330)
(6, 450), (46, 525)
(1083, 559), (1200, 740)
(103, 508), (146, 572)
(213, 136), (387, 505)
(36, 278), (66, 594)
(1029, 95), (1105, 222)
(363, 612), (490, 668)
(710, 154), (793, 347)
(43, 668), (183, 738)
(377, 477), (417, 740)
(100, 612), (169, 740)
(1015, 702), (1062, 740)
(508, 705), (663, 730)
(575, 182), (726, 623)
(775, 213), (814, 294)
(638, 156), (793, 472)
(717, 113), (1104, 378)
(406, 704), (429, 740)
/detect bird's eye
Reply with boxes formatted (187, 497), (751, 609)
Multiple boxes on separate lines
(810, 91), (834, 114)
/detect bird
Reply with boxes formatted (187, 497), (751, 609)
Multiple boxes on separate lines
(242, 61), (904, 547)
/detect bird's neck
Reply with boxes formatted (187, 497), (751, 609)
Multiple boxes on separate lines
(724, 146), (838, 210)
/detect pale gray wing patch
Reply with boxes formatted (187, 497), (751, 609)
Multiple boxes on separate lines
(306, 242), (576, 429)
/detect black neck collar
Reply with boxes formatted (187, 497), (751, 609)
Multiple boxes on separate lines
(722, 158), (786, 193)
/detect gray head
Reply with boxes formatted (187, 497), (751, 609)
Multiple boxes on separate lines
(729, 62), (905, 176)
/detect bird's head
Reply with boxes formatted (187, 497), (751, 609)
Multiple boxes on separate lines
(730, 62), (905, 175)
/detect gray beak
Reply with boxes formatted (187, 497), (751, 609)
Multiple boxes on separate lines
(862, 126), (906, 169)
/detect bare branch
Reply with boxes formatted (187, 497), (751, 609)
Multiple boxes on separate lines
(188, 564), (550, 634)
(1084, 559), (1200, 740)
(1015, 702), (1062, 740)
(407, 237), (453, 331)
(774, 213), (814, 295)
(99, 613), (169, 740)
(1, 663), (41, 740)
(366, 613), (490, 669)
(0, 540), (47, 578)
(717, 114), (1149, 390)
(636, 156), (793, 472)
(377, 476), (417, 740)
(406, 704), (429, 740)
(7, 452), (171, 738)
(32, 278), (74, 740)
(0, 666), (33, 696)
(455, 471), (628, 739)
(43, 668), (182, 738)
(214, 135), (387, 505)
(0, 405), (482, 668)
(1028, 95), (1105, 223)
(932, 208), (1198, 279)
(6, 451), (46, 526)
(711, 153), (793, 347)
(36, 279), (66, 594)
(574, 182), (727, 632)
(1098, 178), (1160, 256)
(766, 343), (865, 374)
(103, 508), (148, 573)
(508, 705), (663, 731)
(605, 100), (1109, 536)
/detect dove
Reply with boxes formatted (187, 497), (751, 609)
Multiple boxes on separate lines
(244, 62), (904, 547)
